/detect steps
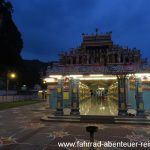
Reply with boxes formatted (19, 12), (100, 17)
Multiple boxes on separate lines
(115, 116), (150, 125)
(41, 115), (150, 124)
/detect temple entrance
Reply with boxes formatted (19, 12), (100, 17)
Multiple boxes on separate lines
(79, 77), (118, 116)
(46, 73), (147, 117)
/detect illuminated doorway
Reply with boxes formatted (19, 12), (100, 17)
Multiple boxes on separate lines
(78, 75), (118, 116)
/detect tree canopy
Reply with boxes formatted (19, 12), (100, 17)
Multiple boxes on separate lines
(0, 0), (23, 73)
(0, 1), (50, 90)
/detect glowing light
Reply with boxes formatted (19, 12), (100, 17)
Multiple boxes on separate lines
(38, 90), (43, 93)
(80, 77), (117, 80)
(43, 81), (46, 84)
(134, 73), (150, 77)
(89, 74), (104, 77)
(10, 73), (16, 79)
(44, 78), (57, 82)
(69, 75), (83, 78)
(49, 75), (62, 79)
(98, 88), (105, 90)
(134, 73), (150, 81)
(38, 90), (47, 93)
(99, 106), (105, 110)
(128, 73), (150, 81)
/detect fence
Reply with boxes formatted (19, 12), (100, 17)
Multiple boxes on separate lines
(0, 95), (38, 103)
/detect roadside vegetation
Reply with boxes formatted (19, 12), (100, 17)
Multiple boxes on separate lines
(0, 100), (40, 110)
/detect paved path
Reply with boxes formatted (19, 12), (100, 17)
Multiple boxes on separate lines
(0, 102), (150, 150)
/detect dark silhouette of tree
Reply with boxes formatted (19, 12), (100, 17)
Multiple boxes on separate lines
(0, 0), (23, 73)
(0, 1), (51, 90)
(18, 60), (50, 89)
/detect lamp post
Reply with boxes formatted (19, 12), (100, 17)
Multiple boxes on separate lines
(6, 72), (16, 99)
(42, 80), (47, 100)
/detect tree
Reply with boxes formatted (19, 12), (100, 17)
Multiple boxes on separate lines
(18, 60), (50, 89)
(0, 0), (23, 74)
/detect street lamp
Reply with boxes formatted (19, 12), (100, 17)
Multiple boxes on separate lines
(42, 80), (47, 100)
(10, 73), (16, 79)
(6, 72), (16, 98)
(43, 80), (46, 84)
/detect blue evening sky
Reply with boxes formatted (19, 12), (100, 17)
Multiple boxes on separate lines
(11, 0), (150, 63)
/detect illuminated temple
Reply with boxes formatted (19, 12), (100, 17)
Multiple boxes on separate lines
(45, 31), (150, 116)
(59, 33), (147, 66)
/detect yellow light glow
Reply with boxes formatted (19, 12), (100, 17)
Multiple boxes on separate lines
(47, 74), (117, 81)
(128, 73), (150, 81)
(134, 73), (150, 77)
(98, 88), (105, 90)
(89, 74), (104, 77)
(69, 75), (83, 78)
(44, 78), (57, 82)
(80, 77), (117, 80)
(10, 73), (16, 79)
(38, 90), (43, 93)
(49, 75), (62, 79)
(43, 81), (46, 84)
(38, 90), (47, 93)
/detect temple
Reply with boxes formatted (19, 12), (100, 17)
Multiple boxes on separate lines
(45, 31), (150, 117)
(60, 33), (147, 66)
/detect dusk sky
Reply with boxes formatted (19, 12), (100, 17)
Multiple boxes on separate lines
(11, 0), (150, 63)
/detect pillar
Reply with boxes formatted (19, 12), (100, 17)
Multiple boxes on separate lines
(47, 83), (51, 108)
(55, 79), (64, 116)
(118, 75), (127, 116)
(135, 78), (145, 116)
(70, 79), (80, 115)
(87, 55), (89, 64)
(112, 54), (115, 63)
(107, 54), (110, 63)
(70, 56), (73, 64)
(76, 55), (79, 64)
(99, 53), (100, 64)
(118, 54), (121, 63)
(126, 78), (131, 108)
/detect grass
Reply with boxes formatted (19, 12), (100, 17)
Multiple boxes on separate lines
(0, 100), (41, 110)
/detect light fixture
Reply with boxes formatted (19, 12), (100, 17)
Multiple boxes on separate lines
(80, 77), (117, 80)
(49, 75), (62, 79)
(89, 74), (104, 77)
(9, 73), (16, 79)
(69, 75), (83, 78)
(44, 78), (57, 82)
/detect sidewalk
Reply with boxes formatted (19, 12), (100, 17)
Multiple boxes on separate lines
(0, 102), (150, 149)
